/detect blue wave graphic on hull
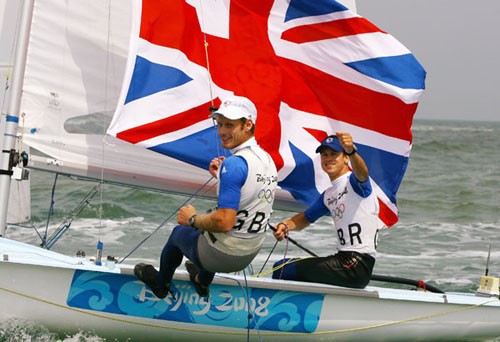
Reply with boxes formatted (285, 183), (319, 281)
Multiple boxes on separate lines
(67, 270), (324, 333)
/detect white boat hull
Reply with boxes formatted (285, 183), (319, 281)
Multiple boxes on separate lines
(1, 237), (499, 341)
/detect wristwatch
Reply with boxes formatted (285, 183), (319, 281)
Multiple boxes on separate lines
(344, 144), (357, 156)
(189, 214), (197, 227)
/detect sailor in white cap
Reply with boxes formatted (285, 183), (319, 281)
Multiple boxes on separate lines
(135, 95), (277, 298)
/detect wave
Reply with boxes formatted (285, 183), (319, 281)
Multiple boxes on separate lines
(413, 125), (496, 133)
(413, 119), (500, 133)
(0, 319), (113, 342)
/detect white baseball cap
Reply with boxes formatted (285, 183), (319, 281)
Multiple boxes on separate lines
(211, 96), (257, 121)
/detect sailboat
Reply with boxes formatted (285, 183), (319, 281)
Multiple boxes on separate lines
(1, 1), (500, 341)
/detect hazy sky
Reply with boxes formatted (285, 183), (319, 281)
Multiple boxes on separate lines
(357, 0), (500, 122)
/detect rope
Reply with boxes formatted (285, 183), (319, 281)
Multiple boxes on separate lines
(118, 176), (217, 263)
(252, 256), (314, 278)
(94, 0), (114, 252)
(199, 1), (215, 110)
(198, 1), (229, 161)
(306, 298), (500, 335)
(42, 173), (59, 244)
(243, 270), (260, 342)
(253, 223), (316, 278)
(277, 232), (290, 279)
(1, 283), (498, 337)
(0, 285), (250, 336)
(117, 1), (230, 262)
(215, 273), (263, 341)
(256, 238), (279, 276)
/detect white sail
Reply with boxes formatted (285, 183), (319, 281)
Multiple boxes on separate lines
(5, 174), (30, 224)
(13, 0), (299, 210)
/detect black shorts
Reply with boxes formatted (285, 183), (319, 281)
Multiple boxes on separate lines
(272, 251), (375, 289)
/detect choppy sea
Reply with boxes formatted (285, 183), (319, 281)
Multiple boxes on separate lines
(1, 119), (500, 341)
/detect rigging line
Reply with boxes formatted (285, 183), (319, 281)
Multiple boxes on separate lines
(43, 185), (99, 250)
(215, 273), (263, 341)
(199, 0), (225, 160)
(242, 269), (262, 342)
(268, 224), (319, 257)
(0, 72), (9, 116)
(17, 112), (26, 159)
(253, 225), (318, 277)
(203, 36), (215, 106)
(2, 283), (498, 337)
(211, 117), (230, 164)
(0, 284), (256, 335)
(267, 225), (445, 293)
(278, 233), (291, 279)
(96, 0), (114, 240)
(253, 257), (314, 278)
(118, 176), (217, 263)
(199, 0), (215, 108)
(308, 298), (500, 335)
(41, 173), (59, 245)
(198, 1), (229, 160)
(256, 238), (279, 276)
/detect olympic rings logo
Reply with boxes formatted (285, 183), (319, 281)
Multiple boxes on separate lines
(332, 203), (345, 218)
(258, 188), (274, 203)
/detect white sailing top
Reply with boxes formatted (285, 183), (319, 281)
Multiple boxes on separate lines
(305, 172), (379, 257)
(207, 138), (278, 256)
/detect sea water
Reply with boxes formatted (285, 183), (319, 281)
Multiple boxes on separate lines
(2, 119), (500, 341)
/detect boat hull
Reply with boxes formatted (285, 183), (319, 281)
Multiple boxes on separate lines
(1, 238), (500, 341)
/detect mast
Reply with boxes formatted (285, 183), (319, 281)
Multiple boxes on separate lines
(0, 0), (34, 236)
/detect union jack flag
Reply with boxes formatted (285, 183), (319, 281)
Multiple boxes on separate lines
(108, 0), (426, 227)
